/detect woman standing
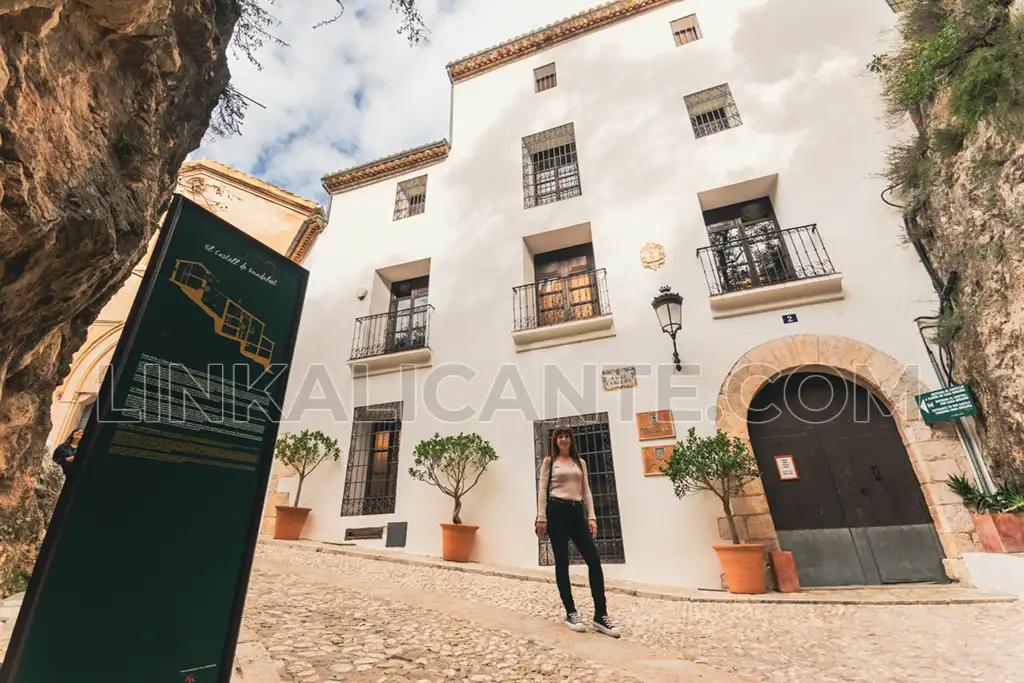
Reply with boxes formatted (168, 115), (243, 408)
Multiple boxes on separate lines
(535, 425), (620, 637)
(52, 427), (84, 478)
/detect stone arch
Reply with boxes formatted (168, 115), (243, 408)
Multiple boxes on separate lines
(51, 325), (123, 441)
(715, 334), (980, 582)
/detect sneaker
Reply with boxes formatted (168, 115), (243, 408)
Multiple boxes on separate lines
(564, 611), (586, 633)
(593, 615), (621, 638)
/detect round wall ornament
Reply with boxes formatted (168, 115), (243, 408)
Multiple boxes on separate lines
(640, 242), (666, 271)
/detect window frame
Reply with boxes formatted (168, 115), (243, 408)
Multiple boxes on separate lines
(387, 276), (429, 353)
(534, 62), (558, 93)
(393, 175), (428, 221)
(532, 244), (600, 326)
(522, 123), (582, 209)
(702, 197), (798, 292)
(684, 83), (743, 139)
(534, 414), (626, 565)
(341, 402), (404, 517)
(669, 14), (702, 46)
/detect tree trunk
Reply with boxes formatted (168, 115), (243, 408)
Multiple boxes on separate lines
(722, 493), (740, 544)
(294, 475), (305, 508)
(452, 496), (462, 525)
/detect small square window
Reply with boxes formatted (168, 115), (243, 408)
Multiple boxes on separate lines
(534, 63), (557, 93)
(684, 84), (742, 139)
(393, 175), (427, 220)
(885, 0), (910, 11)
(670, 15), (702, 47)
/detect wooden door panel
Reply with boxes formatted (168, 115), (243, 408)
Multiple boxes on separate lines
(832, 433), (933, 528)
(749, 371), (946, 586)
(750, 432), (849, 531)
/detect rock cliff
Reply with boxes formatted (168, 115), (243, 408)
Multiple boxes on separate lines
(920, 108), (1024, 485)
(0, 0), (238, 592)
(875, 0), (1024, 486)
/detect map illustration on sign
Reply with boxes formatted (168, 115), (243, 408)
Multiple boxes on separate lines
(170, 259), (276, 371)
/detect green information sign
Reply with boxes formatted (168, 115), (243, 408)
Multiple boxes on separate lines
(1, 197), (308, 683)
(916, 384), (978, 425)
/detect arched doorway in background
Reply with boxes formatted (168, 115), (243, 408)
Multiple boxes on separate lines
(748, 371), (947, 587)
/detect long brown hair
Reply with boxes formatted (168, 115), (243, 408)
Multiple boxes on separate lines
(549, 425), (583, 470)
(63, 428), (84, 447)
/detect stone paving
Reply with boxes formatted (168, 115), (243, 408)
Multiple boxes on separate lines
(252, 543), (1024, 683)
(3, 544), (1022, 682)
(0, 592), (23, 665)
(246, 564), (648, 683)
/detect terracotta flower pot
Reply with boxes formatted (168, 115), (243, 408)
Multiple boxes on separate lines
(274, 506), (311, 541)
(973, 513), (1024, 553)
(713, 543), (767, 594)
(440, 523), (478, 562)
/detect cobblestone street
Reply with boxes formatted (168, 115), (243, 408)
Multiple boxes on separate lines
(245, 565), (653, 683)
(245, 544), (1024, 683)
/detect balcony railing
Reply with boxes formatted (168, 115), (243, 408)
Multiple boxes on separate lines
(697, 224), (836, 296)
(350, 304), (433, 360)
(513, 268), (611, 332)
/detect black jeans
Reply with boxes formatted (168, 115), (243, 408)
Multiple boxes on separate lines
(546, 497), (607, 617)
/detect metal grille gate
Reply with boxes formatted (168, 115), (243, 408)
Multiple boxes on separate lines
(341, 401), (403, 516)
(534, 413), (626, 566)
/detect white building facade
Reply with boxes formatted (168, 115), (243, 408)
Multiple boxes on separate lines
(281, 0), (985, 590)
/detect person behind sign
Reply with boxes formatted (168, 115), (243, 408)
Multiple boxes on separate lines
(535, 425), (620, 637)
(52, 428), (84, 478)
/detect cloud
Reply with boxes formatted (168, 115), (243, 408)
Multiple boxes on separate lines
(191, 0), (601, 206)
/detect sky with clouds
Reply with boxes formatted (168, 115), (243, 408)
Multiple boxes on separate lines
(191, 0), (602, 206)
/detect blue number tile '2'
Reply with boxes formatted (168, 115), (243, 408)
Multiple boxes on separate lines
(782, 313), (798, 324)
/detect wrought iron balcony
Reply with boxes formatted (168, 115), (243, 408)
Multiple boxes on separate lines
(513, 268), (611, 332)
(350, 304), (433, 360)
(697, 224), (836, 296)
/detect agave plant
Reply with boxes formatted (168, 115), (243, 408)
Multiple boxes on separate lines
(946, 474), (1024, 514)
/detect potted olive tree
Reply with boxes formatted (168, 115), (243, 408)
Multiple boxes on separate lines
(273, 429), (341, 541)
(947, 474), (1024, 553)
(661, 426), (766, 594)
(409, 432), (498, 562)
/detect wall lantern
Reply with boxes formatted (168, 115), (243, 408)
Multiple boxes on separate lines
(652, 285), (683, 371)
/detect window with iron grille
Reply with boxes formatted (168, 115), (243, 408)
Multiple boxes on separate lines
(885, 0), (910, 11)
(669, 15), (702, 46)
(341, 402), (403, 516)
(393, 175), (427, 220)
(698, 197), (835, 295)
(533, 244), (603, 326)
(534, 63), (557, 92)
(703, 197), (787, 293)
(522, 123), (581, 209)
(684, 84), (742, 139)
(534, 413), (626, 565)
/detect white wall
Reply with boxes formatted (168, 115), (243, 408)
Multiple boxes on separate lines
(282, 0), (940, 589)
(962, 553), (1024, 598)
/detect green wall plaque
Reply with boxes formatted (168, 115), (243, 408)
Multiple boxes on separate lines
(915, 384), (978, 425)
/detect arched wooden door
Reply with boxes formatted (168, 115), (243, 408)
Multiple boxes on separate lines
(748, 372), (947, 586)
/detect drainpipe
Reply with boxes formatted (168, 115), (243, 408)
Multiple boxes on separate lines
(915, 317), (996, 493)
(889, 184), (995, 491)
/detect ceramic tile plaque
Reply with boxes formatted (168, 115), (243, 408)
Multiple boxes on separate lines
(602, 366), (637, 391)
(636, 410), (675, 441)
(642, 445), (671, 476)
